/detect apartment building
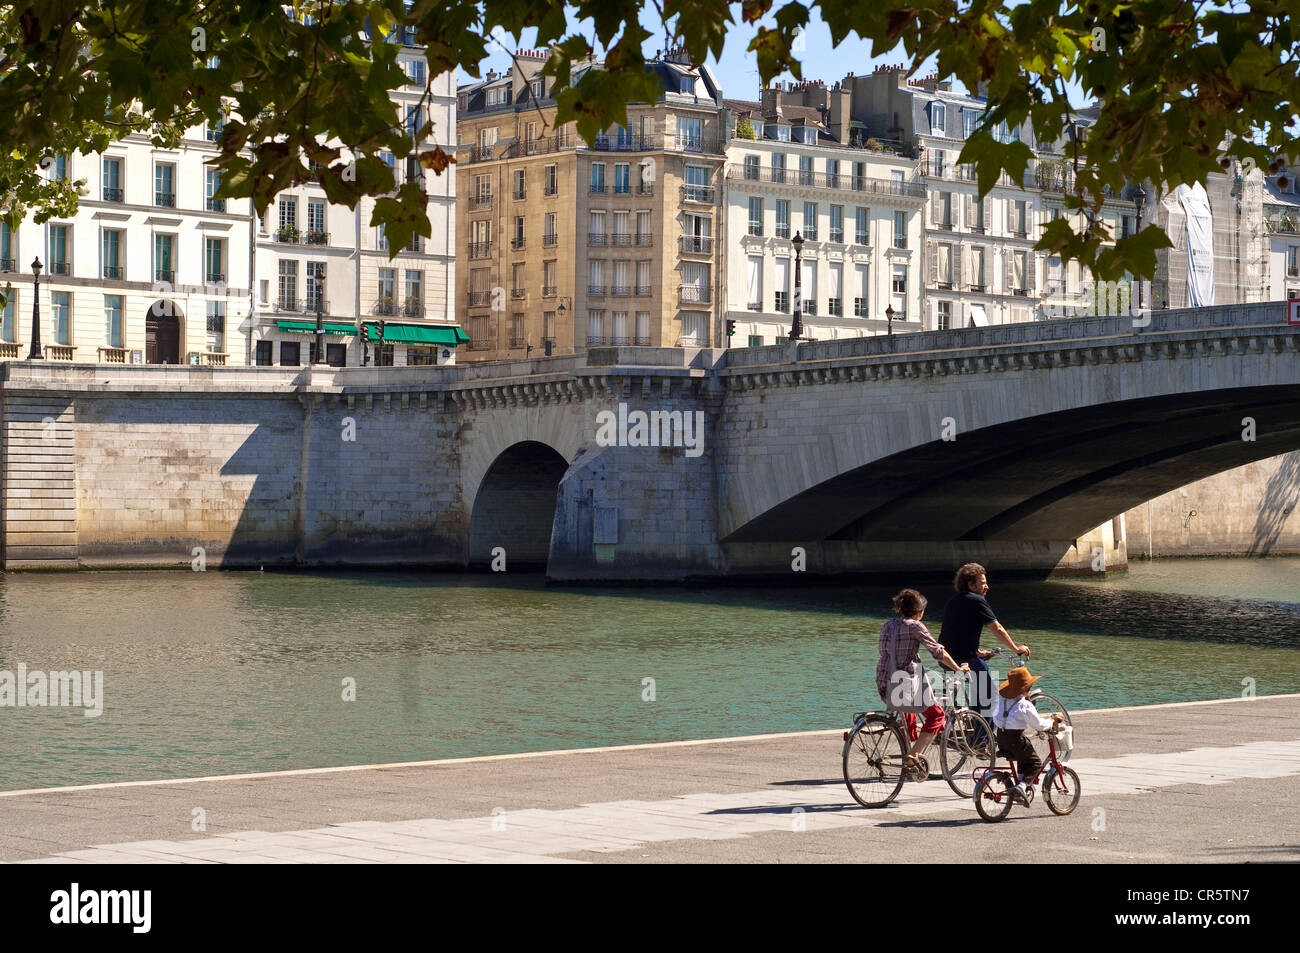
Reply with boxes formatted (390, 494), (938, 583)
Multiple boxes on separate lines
(455, 48), (728, 360)
(252, 43), (459, 368)
(1265, 163), (1300, 302)
(0, 122), (252, 365)
(722, 96), (924, 345)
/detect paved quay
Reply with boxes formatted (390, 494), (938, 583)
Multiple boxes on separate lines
(3, 695), (1298, 864)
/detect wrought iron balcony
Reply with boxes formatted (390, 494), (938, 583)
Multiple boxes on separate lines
(679, 284), (711, 304)
(468, 241), (493, 259)
(635, 232), (653, 246)
(103, 265), (123, 279)
(465, 292), (490, 307)
(679, 236), (714, 255)
(155, 192), (176, 208)
(205, 198), (226, 212)
(511, 237), (526, 250)
(680, 185), (716, 204)
(543, 234), (558, 247)
(469, 194), (493, 210)
(103, 187), (124, 202)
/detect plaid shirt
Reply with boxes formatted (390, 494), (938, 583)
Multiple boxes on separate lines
(875, 617), (946, 702)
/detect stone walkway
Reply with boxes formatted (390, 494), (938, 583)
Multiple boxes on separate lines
(4, 695), (1298, 863)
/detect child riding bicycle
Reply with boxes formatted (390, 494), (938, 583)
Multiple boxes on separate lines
(991, 666), (1066, 805)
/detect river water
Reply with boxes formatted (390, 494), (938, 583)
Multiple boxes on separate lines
(1, 558), (1297, 791)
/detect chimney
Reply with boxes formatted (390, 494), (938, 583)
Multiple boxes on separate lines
(486, 69), (498, 82)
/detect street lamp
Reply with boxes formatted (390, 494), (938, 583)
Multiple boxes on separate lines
(27, 257), (43, 360)
(1132, 184), (1147, 309)
(313, 264), (327, 364)
(555, 296), (572, 356)
(885, 303), (895, 337)
(790, 231), (804, 341)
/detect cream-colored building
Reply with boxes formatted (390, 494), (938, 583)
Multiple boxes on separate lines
(455, 48), (728, 360)
(722, 100), (924, 344)
(1, 120), (251, 365)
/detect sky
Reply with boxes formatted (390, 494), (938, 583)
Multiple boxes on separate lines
(474, 7), (945, 101)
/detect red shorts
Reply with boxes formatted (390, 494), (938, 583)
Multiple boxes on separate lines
(902, 704), (946, 740)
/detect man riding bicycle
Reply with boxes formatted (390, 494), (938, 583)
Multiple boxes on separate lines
(938, 563), (1030, 724)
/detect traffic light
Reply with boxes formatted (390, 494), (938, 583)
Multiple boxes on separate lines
(375, 319), (386, 341)
(725, 319), (736, 338)
(360, 324), (370, 342)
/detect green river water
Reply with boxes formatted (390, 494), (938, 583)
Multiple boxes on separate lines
(1, 557), (1297, 791)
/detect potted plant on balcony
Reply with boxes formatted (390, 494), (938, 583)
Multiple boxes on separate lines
(404, 295), (423, 316)
(734, 117), (756, 140)
(276, 224), (300, 243)
(305, 228), (328, 245)
(375, 296), (396, 315)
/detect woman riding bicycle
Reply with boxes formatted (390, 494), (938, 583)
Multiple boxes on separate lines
(876, 589), (970, 781)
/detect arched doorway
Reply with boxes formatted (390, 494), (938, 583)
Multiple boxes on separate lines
(468, 441), (569, 570)
(145, 301), (182, 364)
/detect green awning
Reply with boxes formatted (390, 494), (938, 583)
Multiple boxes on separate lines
(360, 322), (469, 346)
(276, 320), (358, 336)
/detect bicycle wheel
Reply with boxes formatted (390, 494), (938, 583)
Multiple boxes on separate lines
(1028, 691), (1073, 763)
(843, 715), (908, 808)
(940, 709), (995, 798)
(1043, 766), (1081, 816)
(973, 771), (1014, 822)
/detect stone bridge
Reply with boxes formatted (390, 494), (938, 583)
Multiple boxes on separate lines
(2, 301), (1297, 580)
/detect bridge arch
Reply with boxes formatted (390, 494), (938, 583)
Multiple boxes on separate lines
(468, 441), (569, 570)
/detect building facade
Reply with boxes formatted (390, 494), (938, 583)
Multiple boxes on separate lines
(1265, 165), (1300, 302)
(1, 34), (458, 367)
(721, 99), (924, 345)
(455, 49), (729, 361)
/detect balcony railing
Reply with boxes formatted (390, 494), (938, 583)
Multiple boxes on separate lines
(510, 288), (526, 299)
(634, 284), (652, 296)
(680, 236), (714, 255)
(969, 283), (987, 293)
(803, 228), (818, 241)
(1265, 217), (1300, 235)
(103, 265), (123, 279)
(679, 284), (711, 304)
(50, 261), (70, 276)
(635, 232), (653, 246)
(634, 335), (651, 345)
(543, 234), (558, 247)
(103, 187), (124, 202)
(468, 241), (493, 259)
(588, 284), (606, 296)
(610, 232), (632, 246)
(671, 136), (725, 155)
(47, 345), (75, 360)
(205, 198), (226, 212)
(468, 337), (492, 350)
(0, 342), (19, 358)
(155, 192), (175, 207)
(155, 269), (174, 283)
(543, 285), (557, 297)
(1012, 288), (1030, 296)
(98, 346), (130, 363)
(276, 227), (300, 243)
(613, 184), (632, 195)
(588, 233), (607, 246)
(469, 194), (493, 210)
(855, 232), (869, 245)
(829, 230), (844, 244)
(590, 183), (606, 194)
(748, 224), (764, 237)
(611, 285), (631, 296)
(206, 272), (225, 284)
(726, 165), (927, 197)
(0, 258), (14, 271)
(466, 292), (490, 307)
(276, 297), (329, 313)
(511, 237), (526, 250)
(513, 188), (526, 200)
(464, 144), (496, 163)
(587, 335), (607, 346)
(680, 185), (716, 204)
(637, 184), (654, 196)
(747, 301), (761, 311)
(893, 237), (908, 249)
(304, 230), (329, 245)
(776, 224), (791, 239)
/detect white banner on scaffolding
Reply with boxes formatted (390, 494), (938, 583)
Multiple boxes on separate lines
(1176, 182), (1215, 307)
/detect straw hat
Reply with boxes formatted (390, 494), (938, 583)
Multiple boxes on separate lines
(999, 666), (1044, 699)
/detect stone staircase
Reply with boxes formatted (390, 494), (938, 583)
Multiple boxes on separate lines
(2, 395), (78, 568)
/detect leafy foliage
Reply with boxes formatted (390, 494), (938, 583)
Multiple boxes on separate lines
(0, 0), (1295, 287)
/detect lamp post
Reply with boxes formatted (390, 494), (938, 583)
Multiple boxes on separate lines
(885, 303), (895, 337)
(790, 231), (804, 341)
(1132, 184), (1147, 309)
(555, 296), (572, 356)
(313, 265), (326, 364)
(27, 257), (43, 360)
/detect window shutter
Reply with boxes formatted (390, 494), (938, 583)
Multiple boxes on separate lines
(930, 191), (939, 225)
(965, 194), (974, 225)
(927, 242), (938, 286)
(982, 198), (991, 229)
(955, 244), (963, 288)
(953, 195), (963, 227)
(1004, 251), (1014, 292)
(1026, 253), (1036, 293)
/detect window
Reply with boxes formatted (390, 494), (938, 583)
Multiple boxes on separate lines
(255, 340), (273, 366)
(636, 211), (652, 244)
(683, 213), (711, 253)
(1013, 200), (1027, 235)
(514, 169), (526, 199)
(278, 259), (298, 308)
(305, 262), (325, 311)
(930, 102), (945, 136)
(104, 295), (123, 348)
(684, 165), (710, 201)
(478, 126), (498, 150)
(1, 290), (14, 342)
(1014, 250), (1027, 290)
(377, 267), (395, 307)
(827, 159), (840, 189)
(681, 261), (710, 304)
(746, 255), (763, 310)
(611, 311), (629, 344)
(1, 221), (13, 270)
(543, 212), (557, 246)
(404, 270), (423, 314)
(205, 168), (224, 212)
(748, 335), (762, 347)
(49, 224), (70, 275)
(403, 154), (421, 185)
(1289, 247), (1299, 277)
(544, 164), (557, 196)
(153, 233), (175, 283)
(543, 260), (557, 295)
(206, 114), (224, 142)
(613, 211), (630, 244)
(854, 263), (868, 316)
(1121, 214), (1133, 239)
(614, 163), (631, 194)
(893, 211), (907, 248)
(473, 173), (492, 203)
(591, 162), (606, 193)
(937, 300), (952, 330)
(972, 197), (986, 232)
(512, 262), (525, 297)
(102, 229), (123, 279)
(259, 280), (269, 304)
(589, 210), (606, 245)
(544, 310), (556, 345)
(307, 200), (326, 241)
(587, 309), (605, 344)
(51, 291), (70, 345)
(970, 246), (986, 289)
(963, 110), (978, 139)
(676, 117), (703, 151)
(206, 300), (225, 335)
(772, 152), (786, 184)
(799, 155), (814, 186)
(280, 341), (300, 366)
(51, 155), (68, 181)
(938, 192), (953, 228)
(512, 215), (525, 249)
(102, 157), (123, 202)
(932, 150), (945, 178)
(803, 202), (817, 241)
(937, 243), (952, 287)
(774, 125), (791, 142)
(204, 237), (225, 283)
(680, 312), (706, 345)
(855, 207), (869, 245)
(776, 200), (790, 239)
(406, 58), (426, 86)
(775, 257), (790, 312)
(748, 197), (763, 236)
(154, 163), (175, 207)
(828, 262), (842, 316)
(532, 79), (543, 99)
(636, 260), (651, 295)
(801, 259), (816, 314)
(891, 265), (907, 320)
(635, 311), (650, 345)
(830, 205), (844, 243)
(589, 259), (606, 295)
(278, 197), (298, 237)
(744, 155), (759, 181)
(405, 106), (423, 139)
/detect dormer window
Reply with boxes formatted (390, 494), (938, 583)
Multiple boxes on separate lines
(532, 80), (543, 99)
(930, 102), (945, 136)
(775, 125), (791, 142)
(680, 76), (693, 93)
(963, 109), (977, 139)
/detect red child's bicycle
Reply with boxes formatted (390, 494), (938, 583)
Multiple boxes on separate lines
(972, 723), (1081, 822)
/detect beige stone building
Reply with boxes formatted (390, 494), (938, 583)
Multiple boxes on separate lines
(455, 49), (728, 360)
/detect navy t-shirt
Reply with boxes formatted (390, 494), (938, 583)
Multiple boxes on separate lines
(939, 591), (998, 661)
